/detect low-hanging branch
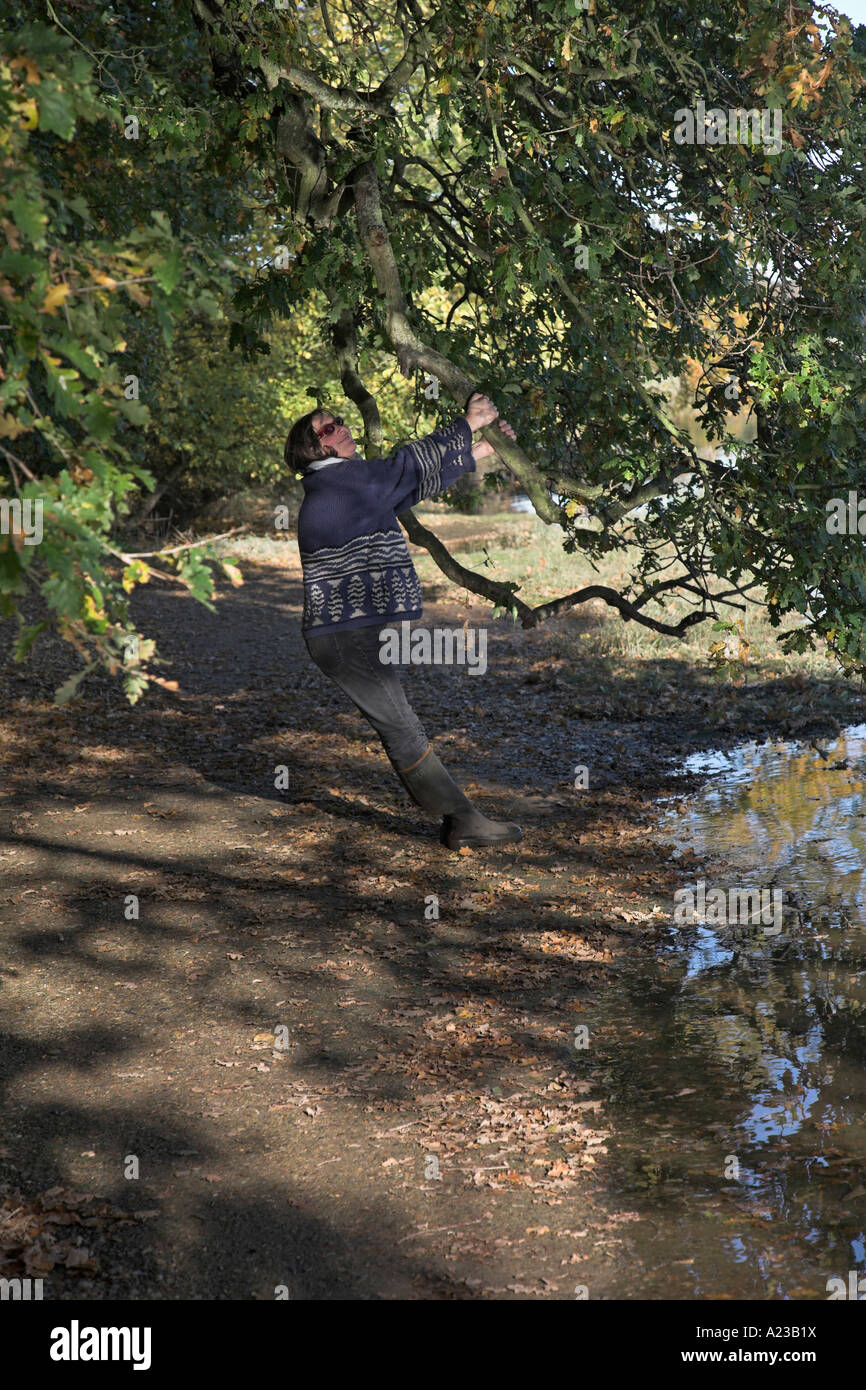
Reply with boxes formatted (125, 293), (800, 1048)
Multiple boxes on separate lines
(252, 25), (703, 540)
(341, 152), (723, 637)
(399, 507), (716, 635)
(322, 293), (708, 639)
(350, 157), (698, 534)
(352, 157), (566, 523)
(330, 302), (384, 455)
(332, 290), (725, 637)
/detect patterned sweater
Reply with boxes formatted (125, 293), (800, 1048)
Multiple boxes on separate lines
(297, 416), (475, 635)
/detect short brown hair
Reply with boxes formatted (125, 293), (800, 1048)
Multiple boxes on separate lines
(284, 409), (339, 476)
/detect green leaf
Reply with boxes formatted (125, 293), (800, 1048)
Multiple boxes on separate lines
(83, 398), (116, 440)
(37, 83), (78, 139)
(8, 193), (48, 246)
(153, 247), (183, 293)
(14, 620), (49, 661)
(54, 663), (96, 705)
(0, 545), (25, 594)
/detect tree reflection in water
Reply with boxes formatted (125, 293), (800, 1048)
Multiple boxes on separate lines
(579, 726), (866, 1298)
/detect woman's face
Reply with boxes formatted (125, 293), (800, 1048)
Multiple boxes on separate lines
(313, 411), (356, 459)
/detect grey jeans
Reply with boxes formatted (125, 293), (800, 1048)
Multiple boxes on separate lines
(304, 623), (430, 771)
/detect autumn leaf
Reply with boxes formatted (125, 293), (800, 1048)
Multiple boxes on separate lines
(82, 593), (106, 622)
(124, 282), (151, 307)
(17, 97), (39, 129)
(220, 560), (244, 588)
(9, 54), (40, 84)
(0, 412), (28, 439)
(89, 268), (118, 289)
(41, 282), (71, 315)
(122, 560), (150, 592)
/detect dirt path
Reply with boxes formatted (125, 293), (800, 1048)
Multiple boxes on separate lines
(1, 544), (861, 1299)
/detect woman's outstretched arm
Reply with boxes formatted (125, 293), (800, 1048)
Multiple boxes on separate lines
(360, 395), (516, 513)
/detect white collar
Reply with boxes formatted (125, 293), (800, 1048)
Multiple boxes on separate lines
(305, 452), (363, 473)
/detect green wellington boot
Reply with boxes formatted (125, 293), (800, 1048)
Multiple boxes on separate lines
(393, 746), (523, 851)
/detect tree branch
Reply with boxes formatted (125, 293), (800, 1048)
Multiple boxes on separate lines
(280, 66), (392, 115)
(274, 93), (352, 227)
(0, 443), (39, 482)
(373, 16), (436, 103)
(397, 506), (534, 621)
(119, 526), (249, 558)
(398, 509), (715, 636)
(330, 304), (383, 455)
(528, 583), (708, 634)
(352, 158), (562, 521)
(394, 193), (492, 264)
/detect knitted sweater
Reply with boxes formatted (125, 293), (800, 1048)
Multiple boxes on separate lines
(297, 416), (475, 635)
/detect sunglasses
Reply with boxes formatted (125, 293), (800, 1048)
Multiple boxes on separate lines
(314, 415), (344, 439)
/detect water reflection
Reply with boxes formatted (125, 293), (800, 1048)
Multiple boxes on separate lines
(668, 726), (866, 916)
(581, 725), (866, 1298)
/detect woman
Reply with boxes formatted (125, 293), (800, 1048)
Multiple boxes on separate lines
(287, 392), (523, 851)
